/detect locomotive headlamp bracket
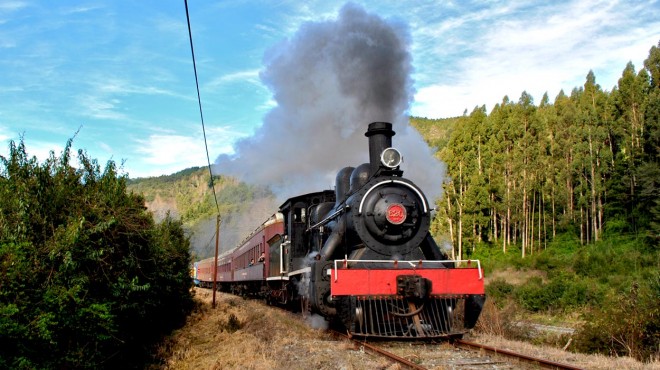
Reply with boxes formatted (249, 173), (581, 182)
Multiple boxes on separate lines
(380, 147), (402, 168)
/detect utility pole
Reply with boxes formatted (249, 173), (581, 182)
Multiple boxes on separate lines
(212, 215), (221, 308)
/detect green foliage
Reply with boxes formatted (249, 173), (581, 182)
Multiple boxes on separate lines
(409, 116), (460, 153)
(485, 278), (514, 308)
(574, 275), (660, 361)
(513, 273), (599, 312)
(0, 139), (194, 369)
(473, 233), (658, 360)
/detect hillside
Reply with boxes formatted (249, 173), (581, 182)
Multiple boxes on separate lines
(127, 168), (277, 259)
(409, 115), (462, 154)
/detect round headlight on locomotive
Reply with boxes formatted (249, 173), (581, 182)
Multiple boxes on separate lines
(380, 147), (402, 168)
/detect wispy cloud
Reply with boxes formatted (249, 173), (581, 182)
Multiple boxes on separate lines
(0, 1), (28, 12)
(205, 69), (261, 90)
(61, 5), (103, 15)
(77, 95), (128, 121)
(96, 78), (184, 98)
(411, 0), (660, 118)
(0, 124), (10, 142)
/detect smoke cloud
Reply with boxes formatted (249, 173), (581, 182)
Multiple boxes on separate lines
(215, 3), (445, 202)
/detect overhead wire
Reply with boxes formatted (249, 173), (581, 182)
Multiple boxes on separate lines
(183, 0), (220, 215)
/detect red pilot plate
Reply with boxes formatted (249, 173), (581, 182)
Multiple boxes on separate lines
(331, 268), (485, 296)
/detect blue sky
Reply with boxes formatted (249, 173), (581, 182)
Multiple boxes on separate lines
(1, 0), (659, 179)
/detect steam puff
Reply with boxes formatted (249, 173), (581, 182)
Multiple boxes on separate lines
(215, 3), (445, 202)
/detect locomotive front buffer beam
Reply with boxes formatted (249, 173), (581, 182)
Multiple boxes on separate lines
(330, 259), (486, 339)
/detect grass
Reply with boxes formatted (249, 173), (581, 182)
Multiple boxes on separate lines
(150, 289), (390, 370)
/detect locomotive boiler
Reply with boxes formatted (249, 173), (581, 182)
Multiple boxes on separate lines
(196, 121), (485, 339)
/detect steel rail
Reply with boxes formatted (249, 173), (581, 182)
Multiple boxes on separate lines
(455, 339), (584, 370)
(330, 330), (427, 370)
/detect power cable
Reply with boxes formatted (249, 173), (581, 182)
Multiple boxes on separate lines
(184, 0), (220, 214)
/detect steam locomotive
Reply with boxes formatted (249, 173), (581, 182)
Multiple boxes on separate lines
(195, 122), (485, 338)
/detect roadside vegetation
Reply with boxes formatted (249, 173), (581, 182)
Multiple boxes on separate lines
(415, 41), (660, 362)
(0, 140), (194, 369)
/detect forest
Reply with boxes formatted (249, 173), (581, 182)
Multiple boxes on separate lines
(414, 42), (659, 260)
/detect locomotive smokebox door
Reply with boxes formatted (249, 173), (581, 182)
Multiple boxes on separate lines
(396, 275), (431, 300)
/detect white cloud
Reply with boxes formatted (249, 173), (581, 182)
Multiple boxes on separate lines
(95, 78), (186, 99)
(129, 125), (246, 178)
(0, 124), (10, 142)
(61, 5), (103, 15)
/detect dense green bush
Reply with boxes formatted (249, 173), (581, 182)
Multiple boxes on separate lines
(474, 233), (659, 360)
(574, 275), (660, 361)
(0, 139), (194, 369)
(484, 278), (514, 308)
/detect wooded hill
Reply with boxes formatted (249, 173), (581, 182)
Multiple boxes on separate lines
(127, 168), (276, 260)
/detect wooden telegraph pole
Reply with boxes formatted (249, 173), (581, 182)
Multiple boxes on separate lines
(212, 215), (221, 308)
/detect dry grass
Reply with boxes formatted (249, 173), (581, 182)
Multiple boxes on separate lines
(472, 333), (660, 370)
(486, 267), (548, 285)
(473, 299), (660, 369)
(151, 289), (388, 370)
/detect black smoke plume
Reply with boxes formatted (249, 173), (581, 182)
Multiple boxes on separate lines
(215, 3), (445, 201)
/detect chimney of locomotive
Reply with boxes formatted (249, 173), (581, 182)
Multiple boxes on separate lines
(365, 122), (395, 175)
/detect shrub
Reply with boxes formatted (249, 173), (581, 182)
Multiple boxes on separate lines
(574, 276), (660, 362)
(0, 139), (194, 369)
(485, 278), (514, 308)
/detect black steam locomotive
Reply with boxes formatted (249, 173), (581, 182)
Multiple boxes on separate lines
(195, 122), (485, 338)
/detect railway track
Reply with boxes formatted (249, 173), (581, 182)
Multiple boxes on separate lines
(454, 339), (584, 370)
(330, 330), (427, 370)
(331, 329), (584, 369)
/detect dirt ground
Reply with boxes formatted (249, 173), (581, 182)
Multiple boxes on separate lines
(151, 288), (659, 370)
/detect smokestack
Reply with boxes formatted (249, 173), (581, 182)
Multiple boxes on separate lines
(365, 122), (395, 175)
